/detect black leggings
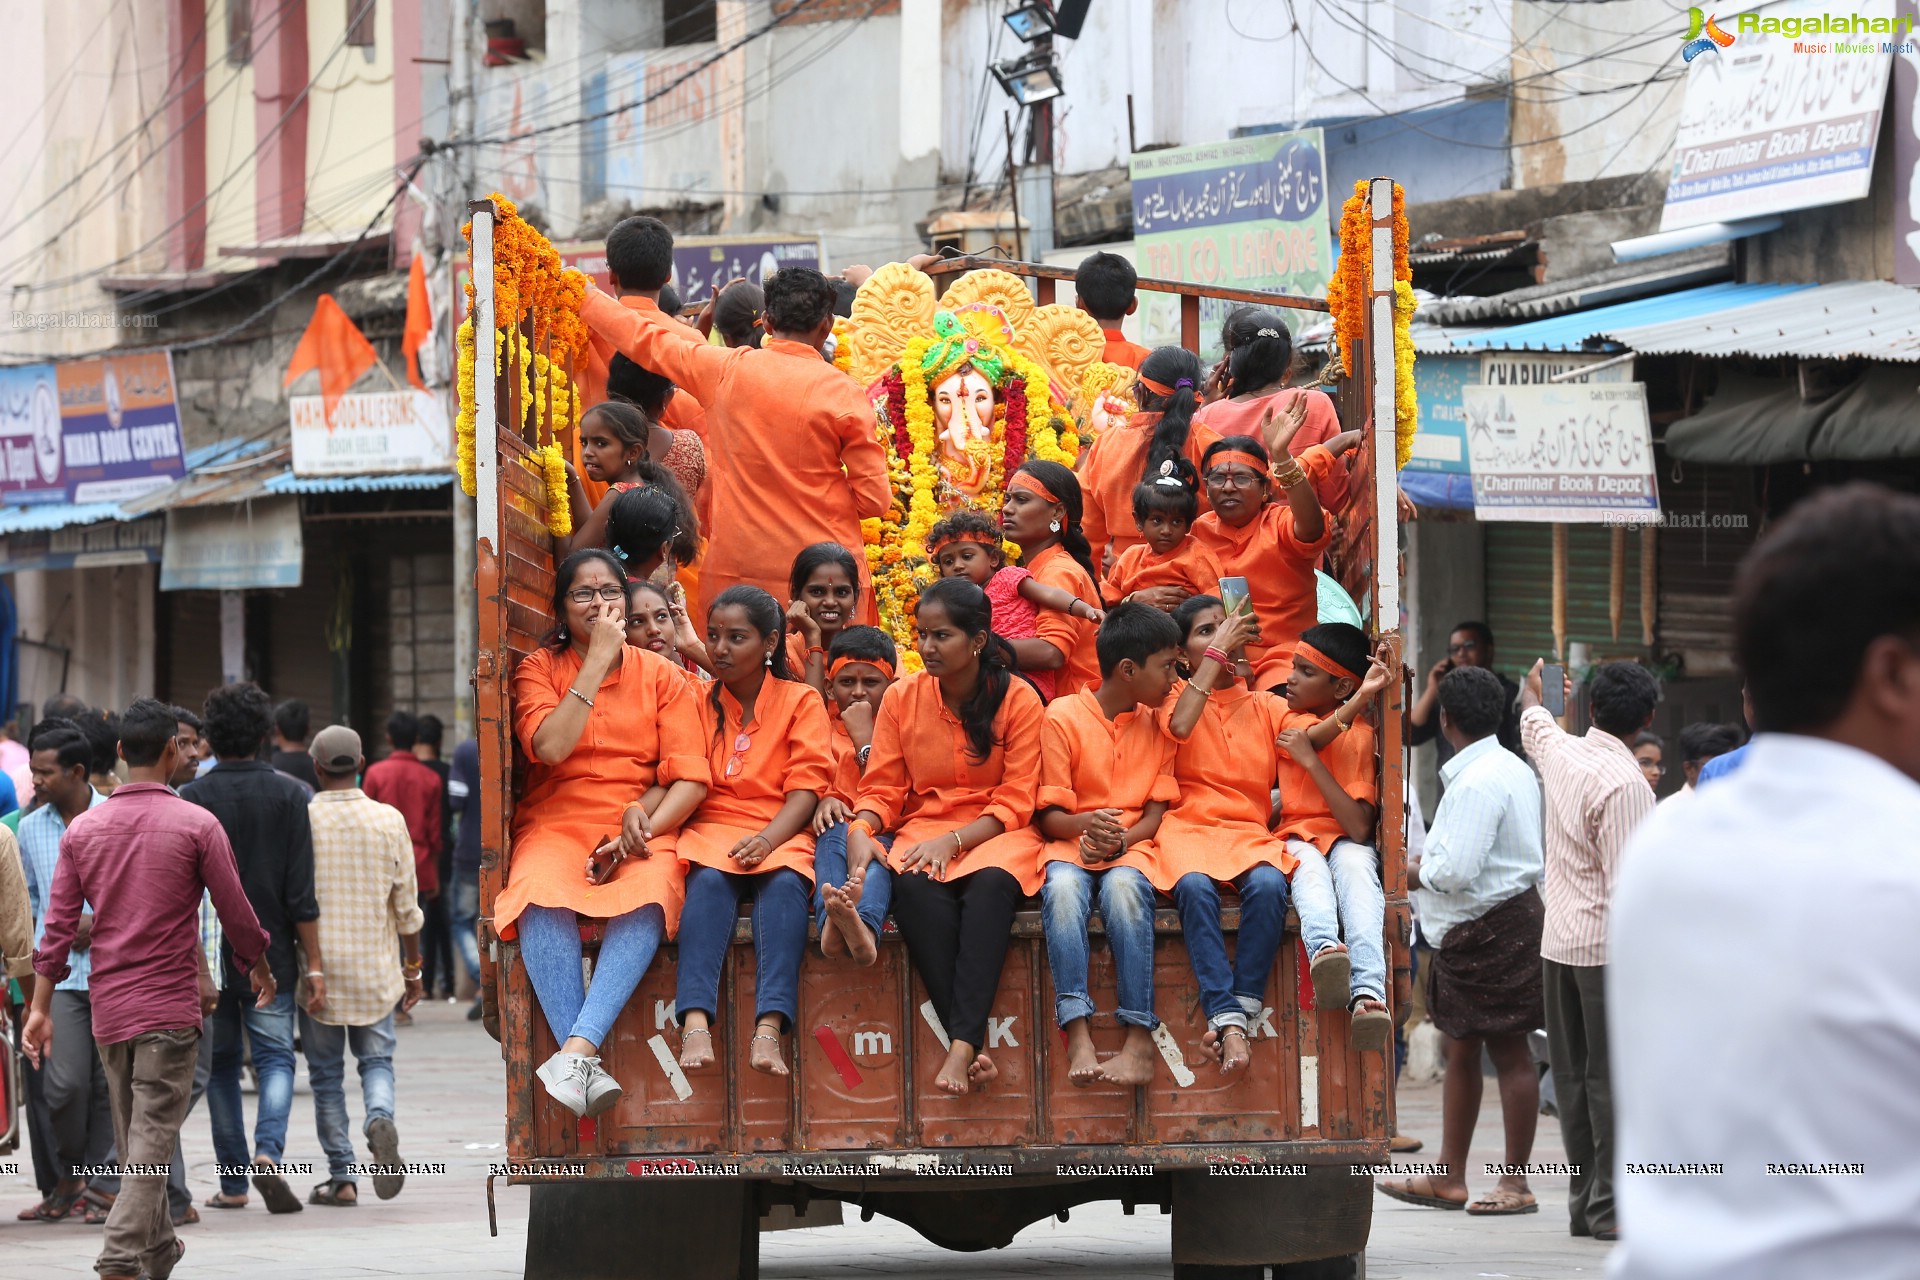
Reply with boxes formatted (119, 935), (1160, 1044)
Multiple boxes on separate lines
(889, 867), (1023, 1051)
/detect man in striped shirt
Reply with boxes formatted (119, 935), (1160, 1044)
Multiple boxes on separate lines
(1380, 665), (1545, 1216)
(1520, 658), (1660, 1243)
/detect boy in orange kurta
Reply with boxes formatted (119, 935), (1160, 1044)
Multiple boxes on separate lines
(1272, 623), (1394, 1052)
(809, 626), (898, 966)
(1036, 605), (1183, 1089)
(672, 588), (832, 1078)
(580, 267), (891, 622)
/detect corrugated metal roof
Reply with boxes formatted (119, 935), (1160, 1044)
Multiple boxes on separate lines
(0, 502), (134, 535)
(1605, 281), (1920, 362)
(265, 472), (452, 494)
(1420, 245), (1734, 325)
(1444, 282), (1814, 353)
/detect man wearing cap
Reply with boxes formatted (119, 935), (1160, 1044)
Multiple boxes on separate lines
(299, 726), (425, 1208)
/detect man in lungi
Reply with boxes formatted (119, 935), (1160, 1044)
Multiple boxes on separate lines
(1378, 665), (1547, 1216)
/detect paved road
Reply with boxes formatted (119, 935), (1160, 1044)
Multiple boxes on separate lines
(6, 1003), (1614, 1278)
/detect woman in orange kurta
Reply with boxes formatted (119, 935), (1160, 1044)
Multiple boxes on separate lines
(849, 578), (1045, 1096)
(1190, 405), (1353, 691)
(1157, 599), (1292, 1075)
(674, 586), (832, 1078)
(1001, 461), (1103, 696)
(1192, 310), (1350, 515)
(502, 549), (711, 1117)
(582, 280), (891, 623)
(1078, 347), (1221, 572)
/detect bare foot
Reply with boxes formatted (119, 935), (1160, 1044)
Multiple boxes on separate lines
(933, 1043), (973, 1095)
(822, 879), (878, 966)
(1099, 1026), (1158, 1087)
(678, 1025), (715, 1070)
(1204, 1026), (1251, 1075)
(749, 1029), (788, 1076)
(967, 1052), (998, 1086)
(818, 890), (846, 959)
(1064, 1020), (1102, 1087)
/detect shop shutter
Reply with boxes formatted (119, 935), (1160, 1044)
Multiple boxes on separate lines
(162, 590), (224, 711)
(1483, 522), (1650, 684)
(1653, 452), (1757, 678)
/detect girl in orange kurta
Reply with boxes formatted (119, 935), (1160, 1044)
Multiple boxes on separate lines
(1078, 347), (1220, 571)
(1035, 603), (1184, 1088)
(501, 549), (711, 1118)
(849, 578), (1045, 1096)
(1190, 402), (1356, 692)
(783, 542), (862, 695)
(1101, 462), (1225, 611)
(557, 401), (701, 569)
(1001, 462), (1104, 696)
(674, 587), (832, 1078)
(1157, 598), (1293, 1075)
(1192, 309), (1350, 515)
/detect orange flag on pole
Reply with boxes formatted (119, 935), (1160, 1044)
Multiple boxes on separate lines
(402, 251), (432, 390)
(284, 293), (378, 425)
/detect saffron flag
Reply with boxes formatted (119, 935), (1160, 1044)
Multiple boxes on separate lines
(402, 251), (432, 390)
(284, 294), (377, 426)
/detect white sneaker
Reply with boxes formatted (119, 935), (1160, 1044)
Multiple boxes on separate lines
(579, 1057), (624, 1117)
(535, 1051), (590, 1116)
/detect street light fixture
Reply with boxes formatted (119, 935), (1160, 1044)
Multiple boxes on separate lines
(1002, 2), (1055, 41)
(991, 50), (1064, 106)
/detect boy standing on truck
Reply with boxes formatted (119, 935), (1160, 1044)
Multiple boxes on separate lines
(1036, 605), (1183, 1088)
(1075, 252), (1150, 370)
(1274, 622), (1396, 1050)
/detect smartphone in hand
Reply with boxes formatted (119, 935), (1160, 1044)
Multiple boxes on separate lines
(587, 835), (621, 885)
(1219, 576), (1252, 618)
(1541, 664), (1566, 717)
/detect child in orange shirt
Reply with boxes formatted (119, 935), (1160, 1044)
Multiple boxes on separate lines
(674, 586), (832, 1078)
(785, 542), (863, 694)
(1274, 622), (1395, 1051)
(926, 510), (1102, 702)
(625, 579), (708, 683)
(1037, 604), (1183, 1088)
(1101, 460), (1222, 613)
(810, 626), (898, 966)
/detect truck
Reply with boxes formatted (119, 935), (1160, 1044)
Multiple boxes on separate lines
(468, 181), (1412, 1280)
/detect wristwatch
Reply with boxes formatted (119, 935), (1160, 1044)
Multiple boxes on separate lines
(856, 744), (872, 767)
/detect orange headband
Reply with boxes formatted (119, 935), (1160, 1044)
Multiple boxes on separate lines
(1009, 471), (1061, 504)
(1208, 450), (1270, 476)
(828, 654), (895, 681)
(927, 528), (999, 556)
(1294, 641), (1357, 683)
(1138, 375), (1196, 398)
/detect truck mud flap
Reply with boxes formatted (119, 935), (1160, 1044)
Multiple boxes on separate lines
(1170, 1165), (1370, 1266)
(526, 1180), (758, 1280)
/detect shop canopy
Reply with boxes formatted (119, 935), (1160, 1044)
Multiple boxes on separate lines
(1666, 364), (1920, 465)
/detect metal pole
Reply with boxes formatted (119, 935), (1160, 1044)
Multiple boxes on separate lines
(1003, 111), (1023, 261)
(449, 0), (479, 741)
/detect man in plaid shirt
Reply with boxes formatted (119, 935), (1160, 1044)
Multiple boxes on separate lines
(300, 726), (425, 1207)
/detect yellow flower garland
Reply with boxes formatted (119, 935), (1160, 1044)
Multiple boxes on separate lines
(1326, 180), (1418, 474)
(1393, 280), (1418, 471)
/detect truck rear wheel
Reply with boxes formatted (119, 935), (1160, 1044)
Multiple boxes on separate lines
(526, 1181), (758, 1280)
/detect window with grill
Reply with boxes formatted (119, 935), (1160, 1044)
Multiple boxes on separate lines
(664, 0), (718, 45)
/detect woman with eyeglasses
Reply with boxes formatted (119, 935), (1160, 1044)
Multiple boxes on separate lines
(496, 548), (711, 1119)
(847, 577), (1046, 1097)
(671, 586), (831, 1078)
(1190, 399), (1361, 693)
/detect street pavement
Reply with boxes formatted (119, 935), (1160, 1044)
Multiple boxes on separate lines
(6, 1002), (1615, 1279)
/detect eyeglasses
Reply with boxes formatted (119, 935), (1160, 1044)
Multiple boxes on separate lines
(724, 732), (752, 779)
(1447, 643), (1480, 655)
(1206, 468), (1265, 489)
(1641, 762), (1668, 777)
(567, 586), (627, 604)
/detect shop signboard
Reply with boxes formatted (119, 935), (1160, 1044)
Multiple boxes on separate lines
(0, 517), (164, 574)
(0, 364), (64, 505)
(54, 353), (188, 504)
(161, 497), (304, 591)
(1462, 382), (1660, 523)
(290, 390), (451, 476)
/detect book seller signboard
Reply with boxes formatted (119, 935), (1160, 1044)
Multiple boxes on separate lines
(1461, 382), (1661, 524)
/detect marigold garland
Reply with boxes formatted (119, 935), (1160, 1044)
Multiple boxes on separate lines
(456, 194), (590, 537)
(1326, 179), (1418, 474)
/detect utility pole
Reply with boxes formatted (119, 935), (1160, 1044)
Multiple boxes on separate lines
(448, 0), (479, 741)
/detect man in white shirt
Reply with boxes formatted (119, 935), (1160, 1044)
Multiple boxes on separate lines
(1520, 657), (1660, 1243)
(1380, 666), (1545, 1216)
(1610, 484), (1920, 1280)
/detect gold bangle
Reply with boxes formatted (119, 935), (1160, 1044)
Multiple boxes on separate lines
(1274, 461), (1308, 489)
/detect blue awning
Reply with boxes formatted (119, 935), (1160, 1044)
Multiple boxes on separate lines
(1441, 282), (1817, 354)
(264, 472), (452, 495)
(0, 501), (138, 535)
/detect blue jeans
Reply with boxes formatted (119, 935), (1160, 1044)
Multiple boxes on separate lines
(1173, 865), (1289, 1030)
(677, 865), (810, 1029)
(1041, 861), (1158, 1030)
(519, 903), (666, 1050)
(450, 868), (482, 986)
(298, 1013), (396, 1184)
(810, 824), (894, 936)
(1288, 838), (1386, 1004)
(207, 987), (297, 1196)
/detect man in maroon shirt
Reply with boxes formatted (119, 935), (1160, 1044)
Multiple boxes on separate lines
(24, 697), (274, 1280)
(361, 711), (444, 899)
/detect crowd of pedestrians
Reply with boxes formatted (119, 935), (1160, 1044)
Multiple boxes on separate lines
(0, 683), (477, 1279)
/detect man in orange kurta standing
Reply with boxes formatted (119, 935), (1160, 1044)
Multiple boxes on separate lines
(581, 265), (891, 621)
(579, 216), (708, 440)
